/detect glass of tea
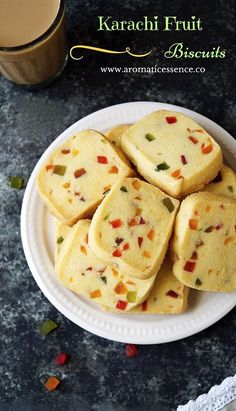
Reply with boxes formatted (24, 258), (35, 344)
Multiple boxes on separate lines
(0, 0), (67, 87)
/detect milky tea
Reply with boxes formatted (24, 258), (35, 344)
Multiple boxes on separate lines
(0, 0), (67, 86)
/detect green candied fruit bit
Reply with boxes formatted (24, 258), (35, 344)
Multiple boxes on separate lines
(8, 176), (24, 189)
(53, 165), (66, 176)
(155, 162), (170, 172)
(101, 276), (107, 284)
(145, 133), (156, 142)
(162, 197), (175, 213)
(127, 291), (137, 303)
(39, 319), (58, 336)
(227, 185), (234, 193)
(195, 278), (202, 286)
(120, 186), (128, 192)
(103, 214), (110, 221)
(57, 236), (64, 244)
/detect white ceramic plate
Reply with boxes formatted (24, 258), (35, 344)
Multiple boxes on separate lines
(21, 101), (236, 344)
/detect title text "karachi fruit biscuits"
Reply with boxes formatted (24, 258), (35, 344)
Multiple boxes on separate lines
(37, 130), (134, 226)
(172, 192), (236, 292)
(89, 178), (179, 279)
(121, 110), (222, 197)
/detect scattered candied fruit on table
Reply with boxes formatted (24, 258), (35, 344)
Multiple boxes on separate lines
(44, 376), (60, 391)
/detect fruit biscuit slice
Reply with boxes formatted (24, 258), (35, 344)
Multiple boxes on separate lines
(129, 257), (189, 314)
(37, 129), (134, 226)
(89, 177), (179, 279)
(172, 192), (236, 292)
(56, 220), (156, 312)
(121, 110), (222, 198)
(105, 124), (132, 147)
(202, 165), (236, 199)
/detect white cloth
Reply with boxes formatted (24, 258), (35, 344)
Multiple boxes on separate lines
(177, 375), (236, 411)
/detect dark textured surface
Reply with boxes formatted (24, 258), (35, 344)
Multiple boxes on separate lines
(0, 1), (236, 410)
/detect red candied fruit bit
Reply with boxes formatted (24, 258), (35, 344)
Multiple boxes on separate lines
(61, 149), (70, 154)
(181, 155), (188, 165)
(110, 219), (123, 228)
(74, 168), (86, 178)
(116, 300), (128, 310)
(142, 300), (148, 311)
(139, 217), (146, 224)
(138, 237), (143, 248)
(191, 251), (198, 260)
(97, 155), (108, 164)
(166, 290), (179, 298)
(166, 116), (177, 124)
(113, 249), (122, 257)
(115, 237), (124, 245)
(125, 344), (139, 358)
(184, 261), (196, 272)
(55, 352), (68, 366)
(122, 242), (130, 251)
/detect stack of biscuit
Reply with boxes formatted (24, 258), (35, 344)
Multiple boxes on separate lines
(37, 110), (236, 314)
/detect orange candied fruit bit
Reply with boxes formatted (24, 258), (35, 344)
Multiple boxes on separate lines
(108, 165), (119, 174)
(224, 237), (234, 245)
(171, 169), (181, 178)
(195, 129), (204, 133)
(44, 376), (60, 391)
(142, 250), (151, 258)
(132, 179), (141, 190)
(114, 281), (128, 295)
(135, 208), (143, 216)
(189, 219), (198, 230)
(128, 218), (138, 227)
(90, 289), (102, 299)
(80, 245), (87, 255)
(147, 229), (155, 241)
(45, 164), (54, 171)
(188, 136), (199, 144)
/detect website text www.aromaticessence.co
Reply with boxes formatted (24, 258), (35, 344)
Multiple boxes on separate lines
(100, 66), (206, 74)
